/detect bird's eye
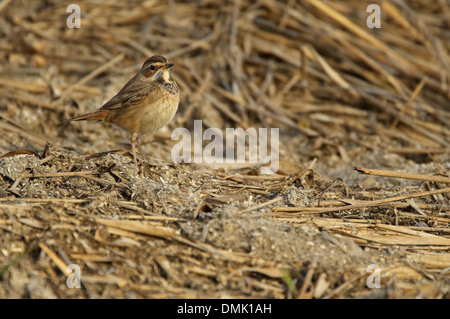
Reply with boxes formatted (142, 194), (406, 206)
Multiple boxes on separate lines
(149, 65), (156, 71)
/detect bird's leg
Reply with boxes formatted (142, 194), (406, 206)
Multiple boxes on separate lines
(131, 132), (138, 168)
(136, 136), (146, 163)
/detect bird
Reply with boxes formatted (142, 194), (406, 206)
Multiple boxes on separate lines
(66, 55), (180, 167)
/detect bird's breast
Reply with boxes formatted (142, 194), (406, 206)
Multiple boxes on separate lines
(163, 81), (180, 95)
(137, 88), (180, 135)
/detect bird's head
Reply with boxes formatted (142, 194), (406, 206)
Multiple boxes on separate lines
(141, 55), (174, 82)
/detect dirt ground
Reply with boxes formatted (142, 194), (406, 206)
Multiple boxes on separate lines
(0, 1), (449, 299)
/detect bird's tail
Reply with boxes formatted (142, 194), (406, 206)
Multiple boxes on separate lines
(59, 111), (108, 126)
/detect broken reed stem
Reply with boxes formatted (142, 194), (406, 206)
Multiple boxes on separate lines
(387, 147), (448, 154)
(6, 170), (130, 190)
(298, 255), (318, 299)
(273, 200), (447, 212)
(57, 53), (125, 101)
(116, 202), (183, 221)
(355, 167), (450, 183)
(0, 118), (52, 148)
(22, 171), (95, 178)
(305, 0), (414, 74)
(0, 0), (13, 13)
(96, 218), (179, 239)
(240, 197), (283, 214)
(38, 243), (69, 276)
(274, 187), (450, 214)
(0, 77), (48, 93)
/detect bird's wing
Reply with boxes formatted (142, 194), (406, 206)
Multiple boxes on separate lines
(99, 75), (155, 111)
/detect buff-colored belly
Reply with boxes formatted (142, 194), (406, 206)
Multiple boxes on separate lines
(106, 92), (180, 136)
(137, 93), (180, 135)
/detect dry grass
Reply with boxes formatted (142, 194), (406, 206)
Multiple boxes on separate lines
(0, 0), (449, 298)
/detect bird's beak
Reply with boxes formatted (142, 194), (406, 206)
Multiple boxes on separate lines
(162, 62), (174, 69)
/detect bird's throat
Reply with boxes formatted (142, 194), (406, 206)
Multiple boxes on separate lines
(153, 69), (171, 83)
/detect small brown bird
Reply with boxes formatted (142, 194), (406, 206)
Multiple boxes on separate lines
(67, 55), (180, 167)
